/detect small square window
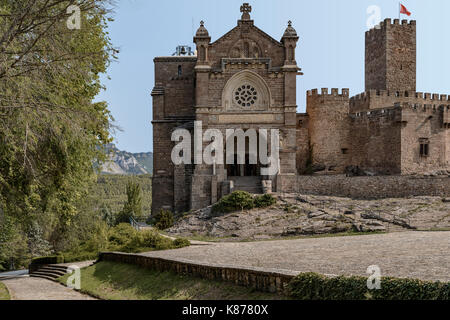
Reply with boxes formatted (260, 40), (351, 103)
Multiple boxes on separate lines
(341, 148), (349, 155)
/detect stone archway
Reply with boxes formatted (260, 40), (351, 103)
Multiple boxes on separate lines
(221, 70), (272, 111)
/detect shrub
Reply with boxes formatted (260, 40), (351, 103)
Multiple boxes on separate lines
(153, 210), (174, 230)
(254, 194), (277, 208)
(30, 255), (64, 265)
(35, 223), (191, 266)
(289, 272), (450, 300)
(133, 229), (170, 250)
(140, 229), (164, 247)
(370, 277), (450, 300)
(212, 192), (277, 214)
(121, 229), (188, 252)
(84, 221), (110, 253)
(108, 223), (138, 247)
(173, 238), (190, 248)
(212, 191), (255, 214)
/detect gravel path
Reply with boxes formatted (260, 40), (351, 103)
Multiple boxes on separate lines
(1, 261), (97, 300)
(142, 231), (450, 282)
(2, 277), (96, 300)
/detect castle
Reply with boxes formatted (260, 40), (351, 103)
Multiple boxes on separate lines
(151, 3), (450, 214)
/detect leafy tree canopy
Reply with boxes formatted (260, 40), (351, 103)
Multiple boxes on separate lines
(0, 0), (117, 269)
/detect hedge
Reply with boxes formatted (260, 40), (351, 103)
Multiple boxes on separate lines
(289, 272), (449, 300)
(30, 255), (64, 265)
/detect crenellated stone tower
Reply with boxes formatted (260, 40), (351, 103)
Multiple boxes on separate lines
(365, 19), (416, 92)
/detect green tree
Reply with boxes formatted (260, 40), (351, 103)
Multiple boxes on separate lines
(152, 210), (174, 230)
(100, 204), (115, 227)
(0, 210), (29, 270)
(116, 181), (143, 224)
(0, 0), (117, 266)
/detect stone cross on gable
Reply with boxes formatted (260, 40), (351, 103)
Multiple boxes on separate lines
(240, 3), (252, 20)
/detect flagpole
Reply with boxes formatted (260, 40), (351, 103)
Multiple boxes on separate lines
(399, 2), (401, 20)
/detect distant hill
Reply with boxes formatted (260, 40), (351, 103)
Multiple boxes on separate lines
(101, 144), (153, 175)
(92, 174), (152, 217)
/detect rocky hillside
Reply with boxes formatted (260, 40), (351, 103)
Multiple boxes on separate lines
(167, 194), (450, 241)
(101, 144), (153, 175)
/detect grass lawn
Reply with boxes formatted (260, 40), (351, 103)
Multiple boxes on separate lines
(0, 282), (10, 300)
(59, 261), (287, 300)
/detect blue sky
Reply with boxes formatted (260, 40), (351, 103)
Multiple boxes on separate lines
(97, 0), (450, 153)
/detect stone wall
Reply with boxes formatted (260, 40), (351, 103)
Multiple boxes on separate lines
(152, 57), (197, 214)
(401, 104), (450, 174)
(295, 175), (450, 199)
(154, 57), (196, 118)
(306, 88), (350, 173)
(350, 107), (402, 175)
(99, 252), (295, 295)
(190, 173), (213, 210)
(295, 113), (310, 174)
(151, 122), (176, 213)
(349, 103), (450, 175)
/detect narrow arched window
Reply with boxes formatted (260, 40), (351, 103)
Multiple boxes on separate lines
(178, 65), (182, 76)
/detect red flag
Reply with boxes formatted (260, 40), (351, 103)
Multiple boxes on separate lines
(400, 4), (411, 16)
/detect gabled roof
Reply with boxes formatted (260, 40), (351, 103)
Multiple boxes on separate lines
(211, 23), (284, 47)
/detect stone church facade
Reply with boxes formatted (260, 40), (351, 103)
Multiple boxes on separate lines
(152, 4), (450, 214)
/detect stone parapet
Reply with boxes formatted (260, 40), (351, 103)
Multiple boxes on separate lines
(294, 175), (450, 199)
(99, 252), (296, 295)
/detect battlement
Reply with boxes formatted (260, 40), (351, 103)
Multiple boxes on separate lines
(307, 88), (350, 98)
(350, 90), (450, 103)
(351, 102), (449, 121)
(350, 106), (399, 120)
(366, 18), (416, 37)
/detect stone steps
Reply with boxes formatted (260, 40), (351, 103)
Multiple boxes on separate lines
(29, 265), (70, 281)
(231, 177), (263, 194)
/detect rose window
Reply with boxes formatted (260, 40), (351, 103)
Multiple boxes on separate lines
(234, 84), (258, 107)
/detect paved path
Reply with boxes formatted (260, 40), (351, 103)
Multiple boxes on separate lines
(1, 261), (97, 300)
(2, 277), (96, 300)
(141, 231), (450, 282)
(0, 270), (28, 280)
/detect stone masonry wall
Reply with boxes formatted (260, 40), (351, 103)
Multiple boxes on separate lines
(401, 104), (450, 174)
(350, 107), (402, 174)
(349, 103), (449, 175)
(295, 175), (450, 199)
(306, 88), (350, 173)
(296, 113), (310, 174)
(151, 122), (176, 213)
(152, 57), (197, 214)
(99, 252), (295, 295)
(154, 57), (196, 118)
